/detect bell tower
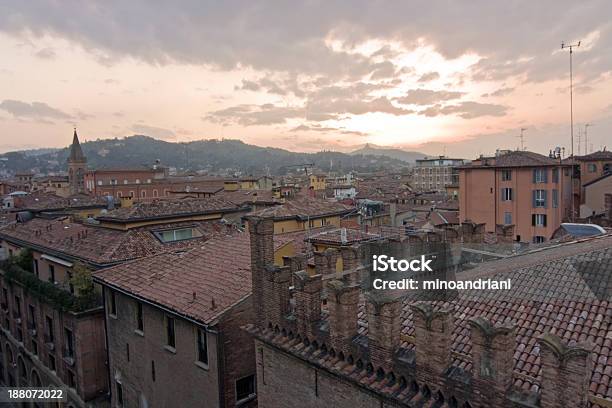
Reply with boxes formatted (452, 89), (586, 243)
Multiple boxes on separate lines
(67, 128), (87, 195)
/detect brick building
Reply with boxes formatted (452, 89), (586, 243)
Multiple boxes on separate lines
(459, 150), (574, 243)
(245, 216), (611, 408)
(412, 156), (467, 192)
(0, 196), (249, 406)
(93, 232), (303, 408)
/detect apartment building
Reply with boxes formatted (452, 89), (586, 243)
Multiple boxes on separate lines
(412, 156), (467, 192)
(247, 196), (356, 234)
(0, 194), (250, 406)
(459, 150), (573, 243)
(93, 231), (303, 408)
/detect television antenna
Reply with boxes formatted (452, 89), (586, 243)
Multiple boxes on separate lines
(584, 123), (593, 154)
(561, 40), (580, 221)
(517, 127), (527, 151)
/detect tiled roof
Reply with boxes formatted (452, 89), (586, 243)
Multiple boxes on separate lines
(0, 217), (237, 267)
(216, 189), (280, 205)
(575, 151), (612, 161)
(306, 228), (384, 246)
(248, 197), (354, 220)
(96, 197), (243, 222)
(17, 192), (108, 211)
(93, 233), (300, 324)
(359, 235), (611, 404)
(462, 151), (565, 168)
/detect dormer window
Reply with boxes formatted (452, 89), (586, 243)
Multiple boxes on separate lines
(153, 227), (203, 243)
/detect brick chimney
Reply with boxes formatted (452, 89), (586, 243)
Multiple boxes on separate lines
(606, 193), (612, 219)
(340, 245), (362, 283)
(263, 266), (292, 329)
(365, 293), (402, 373)
(411, 302), (454, 381)
(469, 317), (516, 403)
(313, 248), (338, 276)
(538, 332), (592, 408)
(247, 216), (274, 329)
(293, 270), (322, 340)
(326, 279), (360, 356)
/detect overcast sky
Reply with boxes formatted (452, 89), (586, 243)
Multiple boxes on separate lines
(0, 1), (611, 157)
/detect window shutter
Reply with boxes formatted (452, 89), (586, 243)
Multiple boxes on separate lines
(532, 169), (537, 183)
(543, 215), (547, 227)
(543, 169), (548, 183)
(510, 188), (513, 201)
(501, 188), (504, 201)
(543, 190), (548, 208)
(532, 214), (536, 226)
(532, 190), (536, 208)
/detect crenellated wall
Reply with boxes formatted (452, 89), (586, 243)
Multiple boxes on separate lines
(245, 216), (595, 408)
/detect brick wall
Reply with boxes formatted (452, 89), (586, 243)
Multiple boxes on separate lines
(255, 339), (401, 408)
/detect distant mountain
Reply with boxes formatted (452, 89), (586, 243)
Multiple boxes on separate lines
(0, 135), (409, 176)
(350, 143), (426, 163)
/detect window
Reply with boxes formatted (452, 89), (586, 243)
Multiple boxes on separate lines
(33, 259), (39, 277)
(533, 168), (547, 183)
(45, 316), (54, 343)
(97, 180), (103, 186)
(533, 235), (546, 244)
(48, 264), (55, 283)
(67, 271), (74, 294)
(153, 189), (158, 197)
(501, 169), (512, 181)
(141, 190), (146, 198)
(533, 190), (547, 208)
(116, 381), (124, 406)
(504, 212), (512, 225)
(48, 353), (56, 371)
(28, 304), (36, 331)
(31, 339), (38, 356)
(532, 214), (547, 227)
(64, 328), (74, 358)
(154, 227), (203, 243)
(124, 179), (128, 184)
(136, 302), (144, 332)
(501, 188), (513, 201)
(166, 316), (175, 348)
(587, 163), (597, 173)
(151, 360), (156, 382)
(236, 375), (256, 403)
(66, 370), (75, 388)
(126, 343), (130, 362)
(109, 292), (117, 317)
(13, 295), (21, 318)
(1, 288), (7, 310)
(196, 329), (208, 365)
(552, 189), (559, 208)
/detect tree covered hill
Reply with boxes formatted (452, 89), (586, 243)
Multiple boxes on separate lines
(0, 135), (412, 176)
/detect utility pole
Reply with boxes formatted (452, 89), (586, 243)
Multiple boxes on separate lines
(561, 40), (580, 221)
(584, 123), (592, 154)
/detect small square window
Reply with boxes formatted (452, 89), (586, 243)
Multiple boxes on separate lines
(166, 316), (175, 348)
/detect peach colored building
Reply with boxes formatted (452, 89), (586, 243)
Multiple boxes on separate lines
(459, 151), (573, 243)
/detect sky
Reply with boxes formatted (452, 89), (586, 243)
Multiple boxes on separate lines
(0, 1), (611, 158)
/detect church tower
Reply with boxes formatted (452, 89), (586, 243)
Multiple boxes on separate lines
(67, 128), (87, 195)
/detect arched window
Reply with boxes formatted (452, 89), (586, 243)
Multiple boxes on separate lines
(17, 356), (27, 385)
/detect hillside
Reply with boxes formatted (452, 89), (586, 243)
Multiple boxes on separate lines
(0, 135), (410, 176)
(350, 143), (426, 163)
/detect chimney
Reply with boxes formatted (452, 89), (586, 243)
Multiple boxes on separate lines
(411, 302), (454, 381)
(263, 265), (292, 329)
(313, 248), (337, 276)
(605, 193), (612, 219)
(538, 332), (592, 408)
(247, 216), (275, 329)
(293, 270), (322, 340)
(365, 293), (402, 373)
(469, 317), (516, 403)
(326, 279), (360, 356)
